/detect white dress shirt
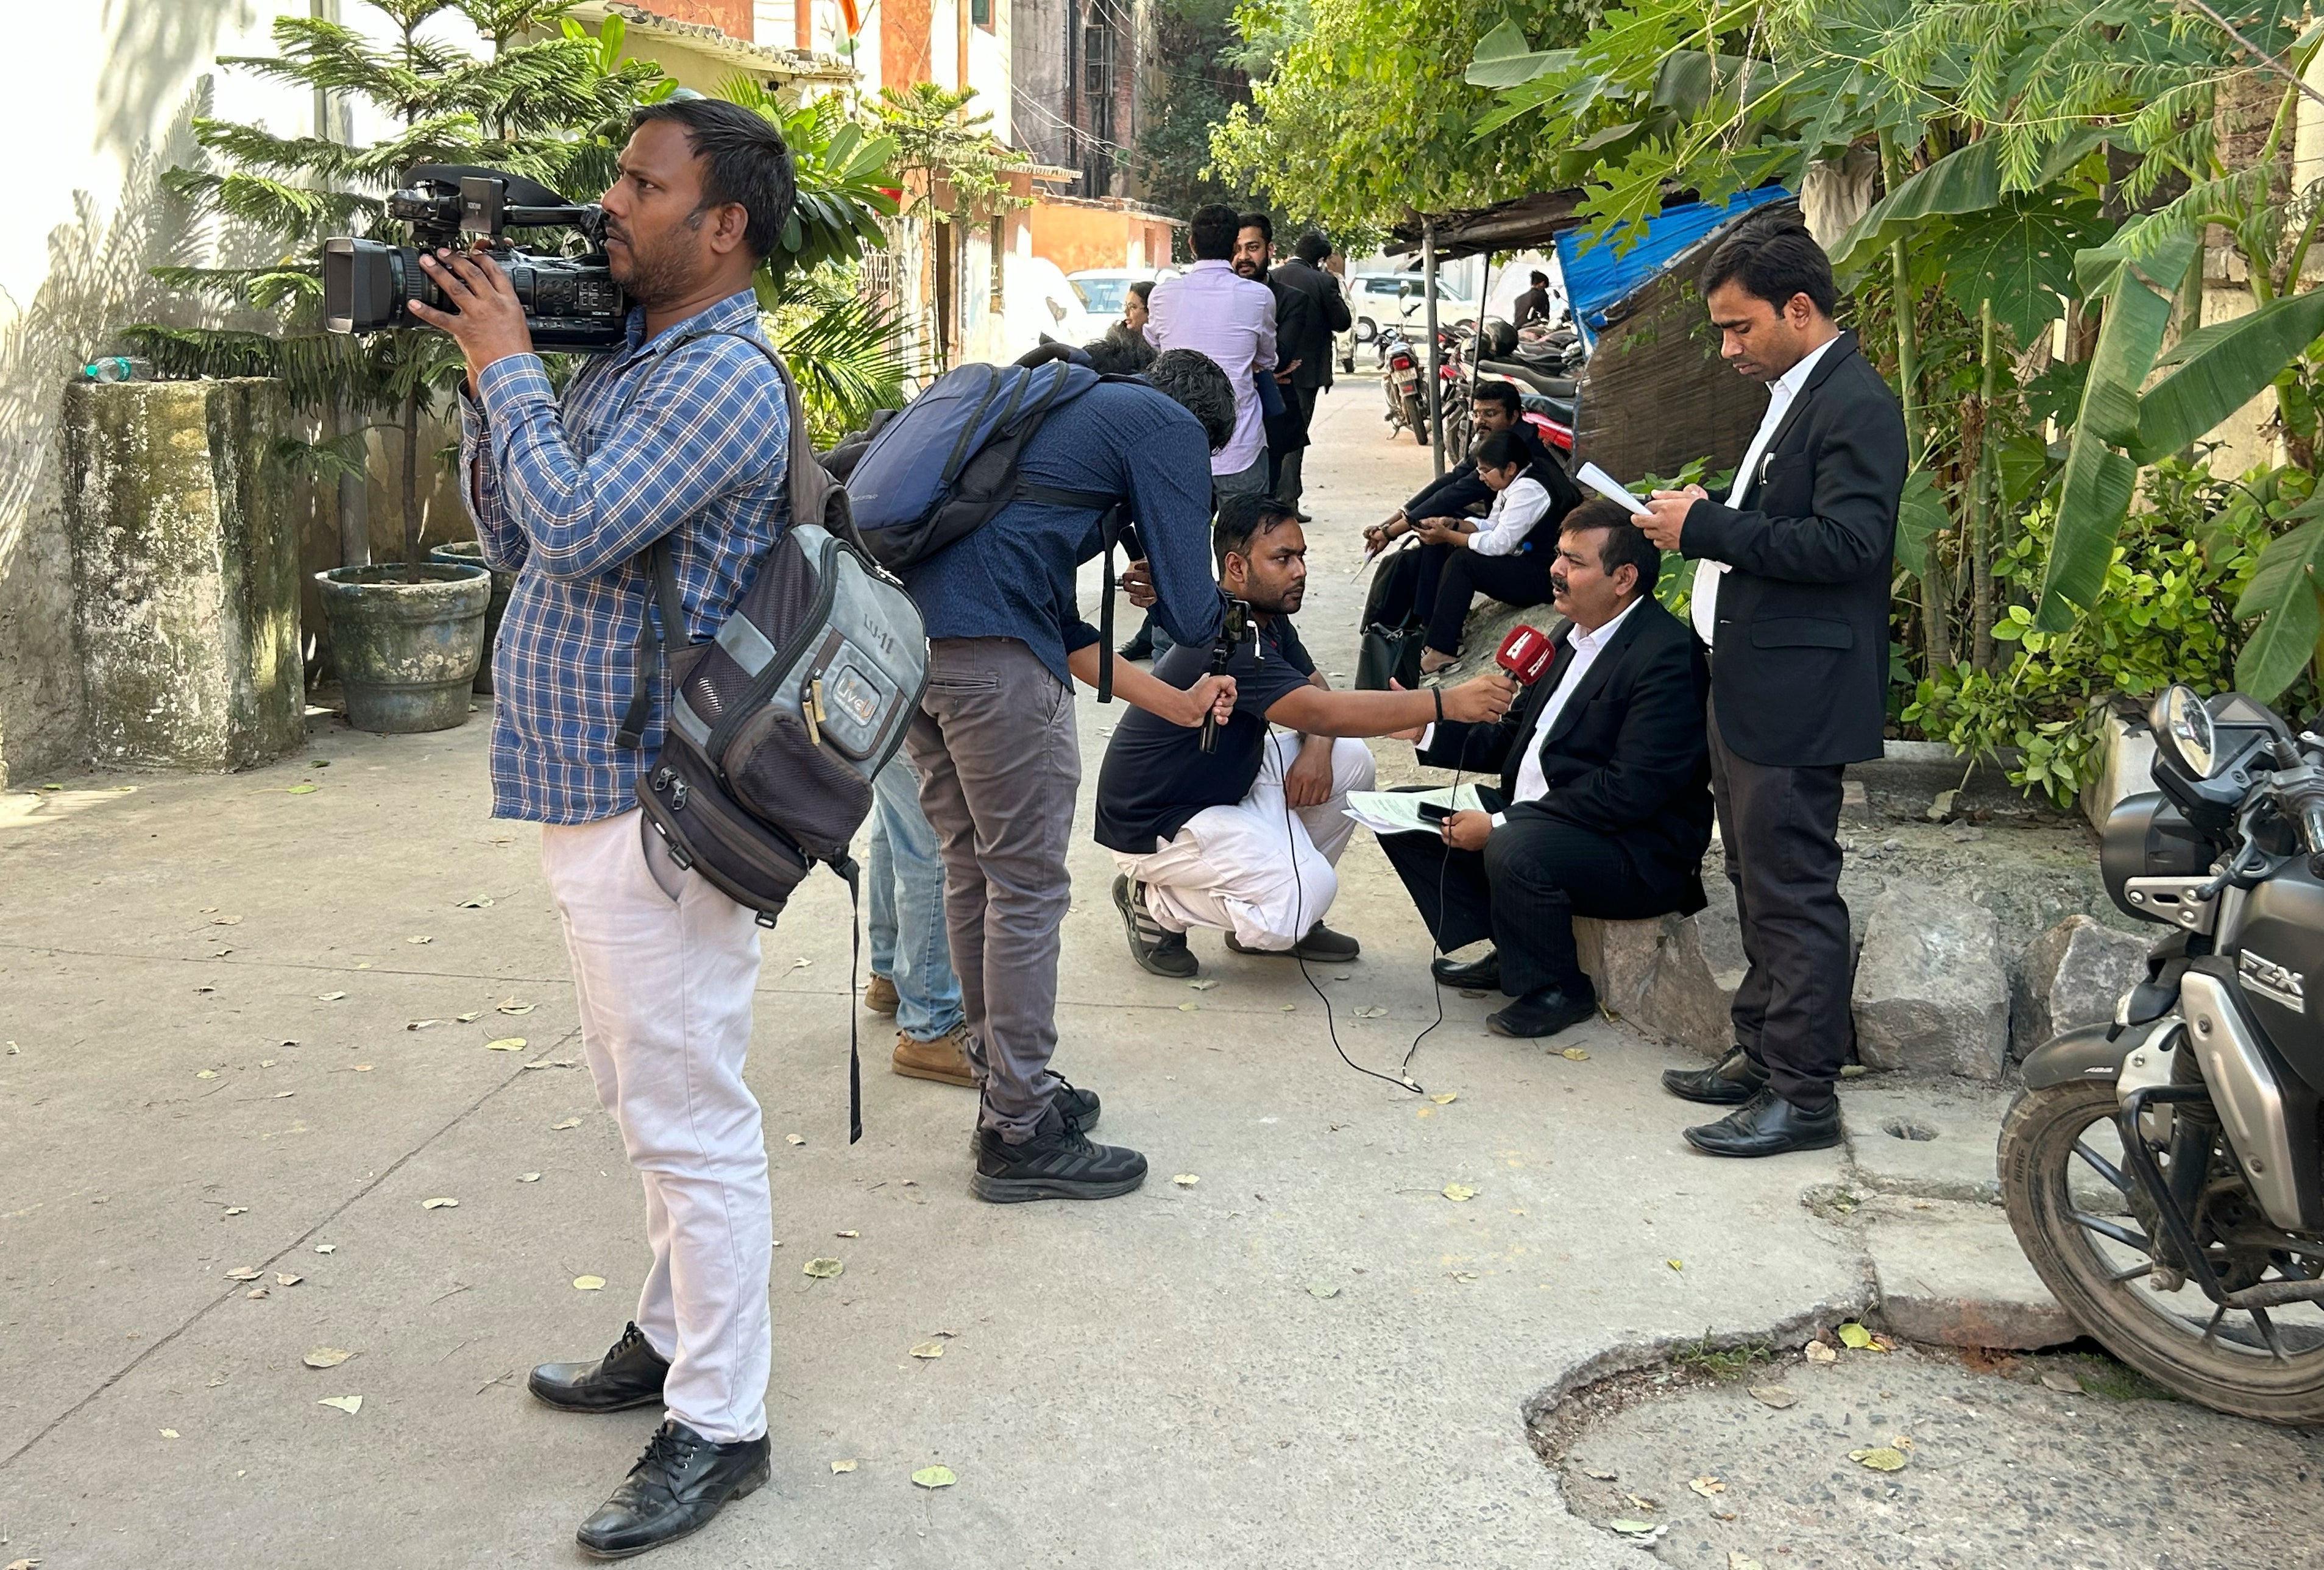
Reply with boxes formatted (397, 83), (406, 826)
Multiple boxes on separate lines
(1144, 260), (1278, 476)
(1498, 596), (1641, 822)
(1690, 332), (1841, 643)
(1465, 476), (1551, 557)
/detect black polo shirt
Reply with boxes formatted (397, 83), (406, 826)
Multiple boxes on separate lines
(1094, 614), (1318, 854)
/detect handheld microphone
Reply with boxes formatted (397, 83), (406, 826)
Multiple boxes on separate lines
(1495, 624), (1556, 685)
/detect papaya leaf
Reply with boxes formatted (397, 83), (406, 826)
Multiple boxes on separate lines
(1465, 20), (1571, 88)
(1894, 467), (1947, 581)
(2233, 516), (2324, 702)
(2133, 289), (2324, 462)
(1940, 196), (2108, 344)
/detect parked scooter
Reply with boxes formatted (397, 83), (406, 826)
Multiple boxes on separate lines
(1376, 324), (1429, 444)
(2002, 684), (2324, 1423)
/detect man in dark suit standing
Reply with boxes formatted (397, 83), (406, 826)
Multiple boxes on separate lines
(1638, 211), (1906, 1158)
(1378, 499), (1712, 1039)
(1270, 231), (1353, 517)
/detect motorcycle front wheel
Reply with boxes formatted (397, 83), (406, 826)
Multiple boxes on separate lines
(2000, 1078), (2324, 1424)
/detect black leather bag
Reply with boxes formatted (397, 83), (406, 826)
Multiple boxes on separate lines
(1356, 623), (1426, 691)
(1355, 540), (1426, 691)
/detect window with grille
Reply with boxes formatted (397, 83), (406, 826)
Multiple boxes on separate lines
(990, 217), (1005, 310)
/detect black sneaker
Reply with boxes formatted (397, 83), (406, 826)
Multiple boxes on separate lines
(529, 1321), (670, 1413)
(575, 1418), (769, 1560)
(971, 1098), (1147, 1203)
(1118, 627), (1155, 661)
(966, 1078), (1099, 1155)
(1227, 922), (1361, 961)
(1113, 874), (1199, 978)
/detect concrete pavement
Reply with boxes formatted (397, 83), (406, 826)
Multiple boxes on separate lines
(0, 375), (1869, 1568)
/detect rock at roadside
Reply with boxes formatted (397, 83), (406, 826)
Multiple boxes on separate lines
(1852, 883), (2010, 1080)
(1574, 897), (1747, 1058)
(2013, 914), (2149, 1058)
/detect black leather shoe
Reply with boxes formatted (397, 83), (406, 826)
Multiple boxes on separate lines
(1431, 951), (1500, 991)
(1682, 1087), (1843, 1158)
(530, 1322), (670, 1413)
(1661, 1045), (1771, 1106)
(972, 1099), (1147, 1203)
(576, 1419), (769, 1559)
(1227, 922), (1361, 961)
(1487, 985), (1596, 1038)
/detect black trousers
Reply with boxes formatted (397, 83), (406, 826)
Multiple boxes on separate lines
(1708, 700), (1851, 1108)
(1379, 803), (1672, 999)
(1417, 545), (1554, 656)
(1274, 384), (1320, 508)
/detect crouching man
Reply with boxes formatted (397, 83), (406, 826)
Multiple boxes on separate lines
(1099, 494), (1517, 977)
(1377, 500), (1713, 1039)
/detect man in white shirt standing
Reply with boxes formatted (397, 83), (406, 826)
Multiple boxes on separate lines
(1376, 500), (1713, 1039)
(1147, 202), (1278, 499)
(1638, 211), (1904, 1158)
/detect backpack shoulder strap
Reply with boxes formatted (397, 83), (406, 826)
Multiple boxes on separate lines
(614, 537), (689, 751)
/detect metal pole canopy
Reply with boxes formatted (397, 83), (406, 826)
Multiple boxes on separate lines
(1467, 250), (1493, 459)
(1423, 219), (1444, 478)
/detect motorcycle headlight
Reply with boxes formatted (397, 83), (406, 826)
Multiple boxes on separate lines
(2152, 684), (2218, 779)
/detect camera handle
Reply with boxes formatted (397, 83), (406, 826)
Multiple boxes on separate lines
(1198, 596), (1252, 754)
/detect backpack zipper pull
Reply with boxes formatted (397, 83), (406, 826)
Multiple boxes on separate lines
(804, 677), (828, 748)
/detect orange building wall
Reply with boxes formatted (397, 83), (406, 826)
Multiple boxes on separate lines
(883, 0), (933, 88)
(1029, 203), (1179, 275)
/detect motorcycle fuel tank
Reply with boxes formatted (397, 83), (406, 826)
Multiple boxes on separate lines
(2227, 862), (2324, 1096)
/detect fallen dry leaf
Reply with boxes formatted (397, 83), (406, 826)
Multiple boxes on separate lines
(455, 1010), (484, 1023)
(1582, 1467), (1616, 1482)
(314, 1244), (336, 1254)
(573, 1275), (606, 1291)
(224, 1206), (247, 1217)
(803, 1257), (844, 1278)
(1442, 1183), (1477, 1201)
(196, 1069), (219, 1080)
(1625, 1493), (1659, 1512)
(212, 915), (243, 926)
(1308, 1281), (1341, 1299)
(551, 1117), (582, 1130)
(225, 1267), (261, 1281)
(274, 1090), (296, 1099)
(830, 1459), (857, 1474)
(406, 935), (433, 945)
(316, 1395), (362, 1415)
(1430, 1091), (1458, 1105)
(457, 896), (494, 909)
(1353, 1006), (1387, 1019)
(495, 1000), (533, 1015)
(285, 783), (319, 795)
(405, 1019), (440, 1031)
(1688, 1476), (1725, 1498)
(1172, 1173), (1199, 1187)
(1176, 1001), (1199, 1011)
(160, 1427), (180, 1438)
(317, 991), (347, 1002)
(1608, 1520), (1662, 1539)
(2039, 1369), (2082, 1393)
(484, 1037), (526, 1052)
(303, 1348), (353, 1369)
(1849, 1446), (1908, 1471)
(245, 1288), (268, 1299)
(909, 1341), (944, 1359)
(275, 1272), (302, 1287)
(1188, 978), (1219, 991)
(1559, 1047), (1590, 1061)
(1748, 1385), (1797, 1409)
(910, 1465), (955, 1490)
(420, 1197), (458, 1210)
(517, 1172), (542, 1183)
(1730, 1554), (1766, 1570)
(785, 1133), (806, 1146)
(1804, 1340), (1838, 1364)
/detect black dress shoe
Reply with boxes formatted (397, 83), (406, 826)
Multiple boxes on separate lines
(576, 1419), (770, 1560)
(1487, 985), (1596, 1038)
(1661, 1045), (1771, 1106)
(530, 1322), (670, 1413)
(1227, 922), (1361, 961)
(1682, 1087), (1843, 1158)
(1431, 951), (1500, 991)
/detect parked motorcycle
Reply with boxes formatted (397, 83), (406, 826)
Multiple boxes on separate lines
(2003, 684), (2324, 1423)
(1376, 325), (1429, 444)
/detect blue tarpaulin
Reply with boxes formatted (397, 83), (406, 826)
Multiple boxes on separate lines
(1555, 186), (1794, 348)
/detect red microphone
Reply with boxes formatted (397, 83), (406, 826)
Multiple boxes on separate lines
(1496, 624), (1556, 684)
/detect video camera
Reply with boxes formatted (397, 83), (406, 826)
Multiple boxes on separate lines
(322, 165), (628, 351)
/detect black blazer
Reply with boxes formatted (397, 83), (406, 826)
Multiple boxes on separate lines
(1272, 258), (1352, 389)
(1679, 330), (1905, 768)
(1418, 595), (1712, 908)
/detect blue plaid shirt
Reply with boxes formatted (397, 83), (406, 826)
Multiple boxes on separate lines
(458, 291), (790, 824)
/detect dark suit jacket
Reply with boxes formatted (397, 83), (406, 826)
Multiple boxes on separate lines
(1417, 595), (1712, 908)
(1272, 258), (1352, 389)
(1679, 330), (1905, 768)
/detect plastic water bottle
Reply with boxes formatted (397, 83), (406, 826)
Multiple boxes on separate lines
(78, 356), (152, 383)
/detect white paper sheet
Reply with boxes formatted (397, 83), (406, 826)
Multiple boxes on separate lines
(1574, 461), (1651, 517)
(1344, 783), (1486, 837)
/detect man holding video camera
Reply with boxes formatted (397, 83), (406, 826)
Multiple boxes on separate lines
(413, 99), (799, 1559)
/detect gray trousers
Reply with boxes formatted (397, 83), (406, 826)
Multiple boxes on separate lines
(1708, 700), (1851, 1109)
(906, 637), (1080, 1140)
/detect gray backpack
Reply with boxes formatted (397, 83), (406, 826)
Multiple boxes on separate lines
(622, 331), (929, 1142)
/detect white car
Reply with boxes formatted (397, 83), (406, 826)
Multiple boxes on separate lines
(1066, 267), (1157, 322)
(1345, 271), (1478, 345)
(1003, 255), (1106, 359)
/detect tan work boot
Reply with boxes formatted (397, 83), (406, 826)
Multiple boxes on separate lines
(863, 974), (899, 1016)
(891, 1024), (977, 1088)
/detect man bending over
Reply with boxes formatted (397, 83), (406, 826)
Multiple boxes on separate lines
(1100, 495), (1517, 978)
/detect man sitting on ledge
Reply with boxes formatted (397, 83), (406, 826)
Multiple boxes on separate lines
(1378, 499), (1712, 1038)
(1097, 494), (1517, 978)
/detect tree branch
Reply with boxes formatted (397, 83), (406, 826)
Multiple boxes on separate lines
(2175, 0), (2324, 114)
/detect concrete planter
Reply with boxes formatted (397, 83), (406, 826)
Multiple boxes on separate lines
(316, 564), (489, 733)
(427, 541), (513, 695)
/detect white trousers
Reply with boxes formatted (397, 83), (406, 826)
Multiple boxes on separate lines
(1113, 734), (1377, 950)
(538, 809), (770, 1444)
